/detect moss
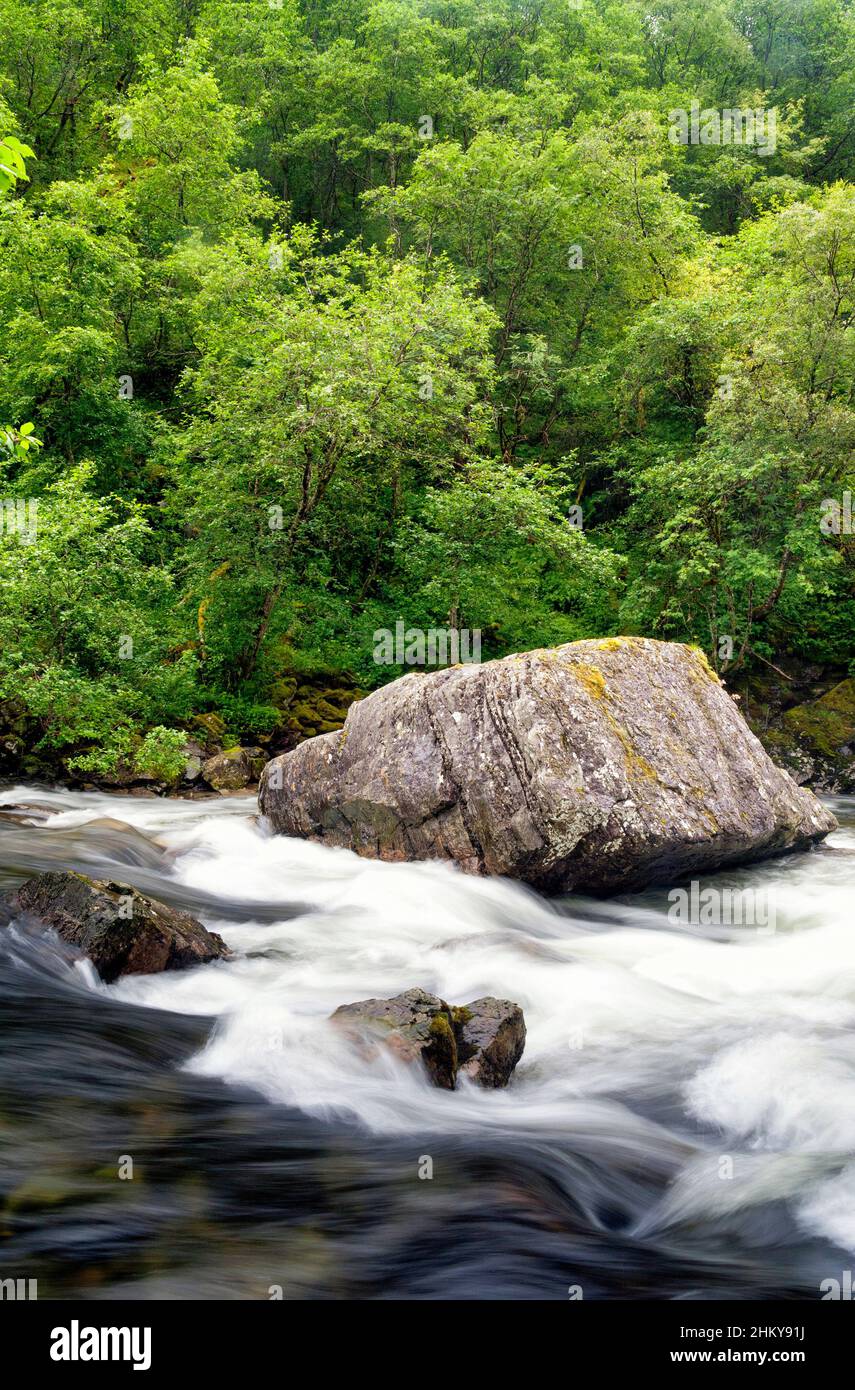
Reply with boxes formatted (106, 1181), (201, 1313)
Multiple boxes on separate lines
(315, 699), (347, 722)
(427, 1009), (459, 1086)
(783, 682), (855, 759)
(687, 646), (721, 683)
(429, 1012), (455, 1042)
(451, 1005), (473, 1027)
(814, 678), (855, 718)
(784, 679), (855, 747)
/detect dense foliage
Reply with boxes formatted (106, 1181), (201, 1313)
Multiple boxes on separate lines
(0, 0), (853, 770)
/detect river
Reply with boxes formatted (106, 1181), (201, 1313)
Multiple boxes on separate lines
(1, 784), (853, 1300)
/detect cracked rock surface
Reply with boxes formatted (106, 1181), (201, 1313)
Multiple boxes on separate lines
(259, 638), (836, 893)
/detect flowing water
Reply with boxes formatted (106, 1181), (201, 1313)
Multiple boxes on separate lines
(0, 784), (853, 1300)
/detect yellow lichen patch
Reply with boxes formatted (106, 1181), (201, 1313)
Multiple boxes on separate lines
(596, 637), (643, 653)
(570, 660), (658, 783)
(687, 646), (722, 684)
(569, 662), (608, 700)
(611, 725), (658, 782)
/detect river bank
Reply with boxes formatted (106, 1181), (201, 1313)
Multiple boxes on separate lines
(2, 656), (852, 800)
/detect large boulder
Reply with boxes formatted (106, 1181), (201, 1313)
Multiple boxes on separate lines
(259, 638), (836, 893)
(330, 989), (525, 1089)
(13, 872), (231, 982)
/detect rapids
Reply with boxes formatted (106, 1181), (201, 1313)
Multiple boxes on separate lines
(1, 784), (853, 1300)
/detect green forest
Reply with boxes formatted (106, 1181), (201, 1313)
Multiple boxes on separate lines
(0, 0), (853, 782)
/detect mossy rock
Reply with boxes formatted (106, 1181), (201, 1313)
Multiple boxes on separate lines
(266, 661), (368, 755)
(192, 712), (227, 742)
(767, 677), (855, 791)
(783, 678), (855, 757)
(270, 677), (299, 705)
(314, 698), (348, 722)
(291, 702), (317, 723)
(201, 747), (255, 790)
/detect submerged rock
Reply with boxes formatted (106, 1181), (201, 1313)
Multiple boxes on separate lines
(330, 988), (525, 1089)
(13, 871), (230, 982)
(259, 638), (836, 893)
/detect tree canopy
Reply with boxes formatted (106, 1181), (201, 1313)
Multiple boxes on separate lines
(0, 0), (852, 773)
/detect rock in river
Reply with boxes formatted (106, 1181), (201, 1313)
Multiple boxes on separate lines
(13, 871), (230, 982)
(259, 638), (836, 893)
(331, 988), (525, 1090)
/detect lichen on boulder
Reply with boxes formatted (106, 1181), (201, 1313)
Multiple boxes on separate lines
(259, 638), (836, 893)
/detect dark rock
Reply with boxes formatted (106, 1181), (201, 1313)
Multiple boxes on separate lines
(13, 871), (231, 982)
(330, 988), (525, 1089)
(0, 734), (24, 770)
(0, 800), (59, 826)
(455, 997), (526, 1087)
(260, 638), (836, 893)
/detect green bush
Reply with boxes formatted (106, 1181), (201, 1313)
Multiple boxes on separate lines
(133, 727), (187, 783)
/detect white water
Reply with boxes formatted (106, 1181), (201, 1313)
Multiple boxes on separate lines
(6, 785), (855, 1259)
